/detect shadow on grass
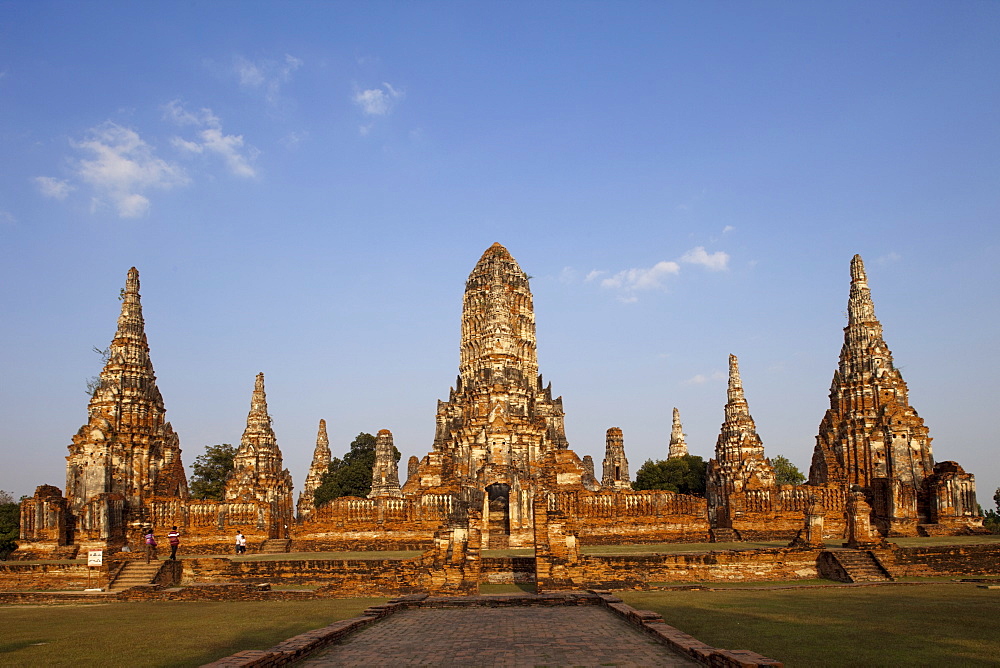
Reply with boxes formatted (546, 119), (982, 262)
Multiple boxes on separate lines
(0, 640), (52, 654)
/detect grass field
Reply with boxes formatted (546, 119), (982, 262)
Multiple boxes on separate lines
(0, 598), (387, 667)
(619, 582), (1000, 666)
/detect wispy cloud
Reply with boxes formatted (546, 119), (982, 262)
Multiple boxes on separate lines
(582, 246), (730, 301)
(234, 54), (302, 105)
(165, 101), (258, 178)
(598, 261), (680, 292)
(34, 176), (73, 200)
(70, 122), (188, 218)
(354, 83), (404, 135)
(0, 210), (15, 225)
(680, 246), (729, 271)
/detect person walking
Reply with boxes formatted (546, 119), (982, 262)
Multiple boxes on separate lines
(235, 531), (247, 555)
(167, 526), (181, 560)
(144, 529), (158, 564)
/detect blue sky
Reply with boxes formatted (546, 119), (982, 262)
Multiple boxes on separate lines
(1, 2), (997, 507)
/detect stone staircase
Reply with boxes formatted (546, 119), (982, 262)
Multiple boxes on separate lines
(710, 528), (741, 543)
(828, 550), (893, 583)
(108, 561), (164, 592)
(259, 539), (291, 554)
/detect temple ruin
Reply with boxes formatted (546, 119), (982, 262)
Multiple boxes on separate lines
(16, 246), (984, 560)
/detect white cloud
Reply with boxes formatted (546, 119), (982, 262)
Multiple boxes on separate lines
(73, 122), (188, 218)
(234, 54), (302, 105)
(601, 261), (681, 291)
(165, 101), (258, 178)
(34, 176), (73, 200)
(680, 246), (729, 271)
(354, 83), (404, 117)
(0, 210), (15, 225)
(589, 245), (731, 301)
(722, 225), (735, 234)
(876, 251), (902, 265)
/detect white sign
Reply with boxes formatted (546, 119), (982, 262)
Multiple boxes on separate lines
(87, 550), (103, 567)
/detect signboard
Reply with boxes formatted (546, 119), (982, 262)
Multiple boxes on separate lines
(87, 550), (103, 567)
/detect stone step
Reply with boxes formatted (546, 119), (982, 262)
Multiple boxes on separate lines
(108, 561), (164, 590)
(260, 539), (292, 554)
(830, 550), (892, 583)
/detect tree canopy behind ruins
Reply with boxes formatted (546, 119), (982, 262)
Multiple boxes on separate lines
(633, 455), (707, 495)
(314, 432), (401, 506)
(189, 444), (236, 501)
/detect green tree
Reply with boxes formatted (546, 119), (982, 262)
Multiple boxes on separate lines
(314, 432), (401, 507)
(984, 488), (1000, 535)
(189, 444), (237, 500)
(632, 455), (706, 496)
(0, 490), (20, 560)
(771, 455), (806, 485)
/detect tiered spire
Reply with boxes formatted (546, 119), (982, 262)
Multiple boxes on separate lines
(66, 267), (187, 515)
(810, 255), (934, 488)
(369, 429), (403, 498)
(297, 419), (332, 518)
(601, 427), (631, 490)
(706, 355), (775, 494)
(668, 407), (688, 459)
(225, 373), (294, 507)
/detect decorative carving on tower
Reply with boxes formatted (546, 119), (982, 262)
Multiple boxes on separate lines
(224, 373), (294, 528)
(297, 419), (331, 520)
(64, 267), (187, 545)
(601, 427), (631, 490)
(706, 354), (776, 525)
(668, 407), (688, 459)
(369, 429), (403, 498)
(809, 255), (981, 535)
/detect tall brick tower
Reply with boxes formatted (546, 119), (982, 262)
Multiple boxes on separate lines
(601, 427), (631, 490)
(225, 373), (294, 535)
(668, 407), (689, 459)
(369, 429), (403, 498)
(809, 255), (980, 534)
(296, 419), (331, 520)
(404, 243), (589, 546)
(706, 354), (776, 527)
(65, 267), (187, 543)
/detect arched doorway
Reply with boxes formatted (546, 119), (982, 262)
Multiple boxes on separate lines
(485, 482), (511, 549)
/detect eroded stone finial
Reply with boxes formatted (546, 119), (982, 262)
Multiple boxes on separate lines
(668, 407), (688, 459)
(369, 429), (403, 498)
(298, 418), (332, 519)
(847, 254), (877, 324)
(601, 427), (630, 490)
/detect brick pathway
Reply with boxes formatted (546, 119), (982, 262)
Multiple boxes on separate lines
(300, 606), (698, 667)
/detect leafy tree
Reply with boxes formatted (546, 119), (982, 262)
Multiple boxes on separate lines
(189, 444), (237, 500)
(0, 490), (20, 560)
(632, 455), (706, 496)
(985, 488), (1000, 535)
(771, 455), (806, 485)
(314, 432), (401, 507)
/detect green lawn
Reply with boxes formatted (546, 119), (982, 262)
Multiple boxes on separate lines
(619, 583), (1000, 666)
(0, 598), (387, 667)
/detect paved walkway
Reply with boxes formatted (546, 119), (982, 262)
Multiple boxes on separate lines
(300, 606), (698, 667)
